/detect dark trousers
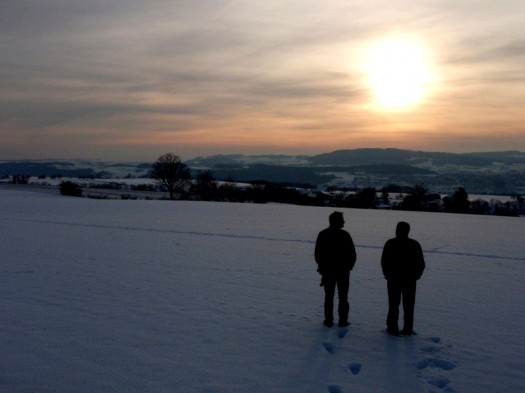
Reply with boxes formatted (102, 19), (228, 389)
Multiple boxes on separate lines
(387, 280), (417, 332)
(323, 273), (350, 324)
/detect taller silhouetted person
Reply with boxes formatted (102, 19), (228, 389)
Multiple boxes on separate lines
(315, 212), (357, 328)
(381, 221), (425, 336)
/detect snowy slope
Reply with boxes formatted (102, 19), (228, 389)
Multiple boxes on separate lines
(1, 189), (524, 393)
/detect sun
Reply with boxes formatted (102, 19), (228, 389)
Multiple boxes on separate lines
(365, 36), (433, 110)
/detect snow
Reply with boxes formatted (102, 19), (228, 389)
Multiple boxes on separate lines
(1, 188), (524, 393)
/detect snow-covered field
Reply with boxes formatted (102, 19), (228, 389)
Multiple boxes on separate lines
(1, 188), (524, 393)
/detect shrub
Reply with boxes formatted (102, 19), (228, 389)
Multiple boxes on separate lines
(60, 181), (83, 197)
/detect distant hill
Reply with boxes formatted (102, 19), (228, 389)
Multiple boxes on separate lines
(309, 149), (525, 169)
(0, 160), (151, 179)
(187, 148), (525, 194)
(1, 148), (524, 194)
(310, 148), (418, 166)
(187, 148), (525, 168)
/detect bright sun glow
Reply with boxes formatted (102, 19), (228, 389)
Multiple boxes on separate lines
(365, 37), (433, 110)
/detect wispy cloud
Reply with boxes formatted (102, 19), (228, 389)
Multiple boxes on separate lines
(1, 0), (524, 159)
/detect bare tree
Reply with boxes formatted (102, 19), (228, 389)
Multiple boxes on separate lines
(151, 153), (191, 200)
(193, 170), (217, 201)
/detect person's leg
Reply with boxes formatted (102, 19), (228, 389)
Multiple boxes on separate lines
(401, 281), (417, 334)
(323, 276), (336, 326)
(386, 280), (401, 334)
(337, 273), (350, 326)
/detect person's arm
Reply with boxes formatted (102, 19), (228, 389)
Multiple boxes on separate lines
(348, 234), (357, 270)
(315, 232), (325, 274)
(415, 241), (425, 279)
(381, 240), (392, 280)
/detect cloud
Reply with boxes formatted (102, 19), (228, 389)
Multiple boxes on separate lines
(1, 0), (525, 159)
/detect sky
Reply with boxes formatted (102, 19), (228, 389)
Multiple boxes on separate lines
(1, 0), (525, 161)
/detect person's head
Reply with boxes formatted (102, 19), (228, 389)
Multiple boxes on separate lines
(396, 221), (410, 238)
(329, 211), (345, 228)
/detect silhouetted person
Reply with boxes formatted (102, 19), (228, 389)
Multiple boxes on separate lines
(381, 221), (425, 336)
(315, 212), (357, 328)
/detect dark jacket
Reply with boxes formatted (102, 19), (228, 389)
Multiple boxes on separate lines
(381, 236), (425, 281)
(315, 227), (356, 275)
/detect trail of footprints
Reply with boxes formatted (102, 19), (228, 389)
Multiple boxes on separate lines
(321, 327), (363, 393)
(417, 336), (458, 393)
(321, 331), (457, 393)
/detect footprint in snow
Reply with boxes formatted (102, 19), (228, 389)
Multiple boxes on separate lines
(419, 346), (441, 355)
(417, 357), (456, 371)
(348, 363), (362, 375)
(426, 376), (452, 390)
(327, 384), (344, 393)
(323, 342), (336, 354)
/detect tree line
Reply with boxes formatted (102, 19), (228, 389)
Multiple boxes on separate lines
(147, 153), (524, 216)
(53, 152), (525, 217)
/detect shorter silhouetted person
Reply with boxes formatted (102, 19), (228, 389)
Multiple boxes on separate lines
(381, 221), (425, 336)
(315, 212), (357, 328)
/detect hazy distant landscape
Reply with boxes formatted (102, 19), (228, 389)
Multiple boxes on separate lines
(2, 148), (525, 195)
